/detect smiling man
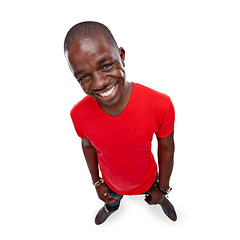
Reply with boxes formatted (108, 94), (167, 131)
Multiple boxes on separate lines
(64, 21), (177, 225)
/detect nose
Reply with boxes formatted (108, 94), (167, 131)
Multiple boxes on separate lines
(91, 72), (108, 91)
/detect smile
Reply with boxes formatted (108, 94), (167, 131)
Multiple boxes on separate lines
(98, 84), (116, 97)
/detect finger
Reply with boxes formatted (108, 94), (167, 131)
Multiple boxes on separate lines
(104, 192), (112, 200)
(145, 194), (152, 201)
(144, 195), (157, 205)
(144, 198), (150, 204)
(104, 193), (116, 203)
(144, 193), (152, 202)
(145, 199), (154, 205)
(106, 198), (116, 203)
(104, 192), (109, 198)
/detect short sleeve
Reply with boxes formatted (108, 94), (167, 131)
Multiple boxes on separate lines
(155, 98), (175, 138)
(70, 109), (88, 139)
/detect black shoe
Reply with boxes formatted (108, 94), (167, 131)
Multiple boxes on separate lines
(160, 197), (177, 221)
(95, 204), (116, 225)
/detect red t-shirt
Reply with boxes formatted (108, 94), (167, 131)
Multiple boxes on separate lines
(70, 83), (175, 195)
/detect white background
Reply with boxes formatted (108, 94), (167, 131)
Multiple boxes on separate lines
(1, 0), (240, 239)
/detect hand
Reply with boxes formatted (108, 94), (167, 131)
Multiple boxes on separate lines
(144, 184), (164, 205)
(95, 182), (116, 204)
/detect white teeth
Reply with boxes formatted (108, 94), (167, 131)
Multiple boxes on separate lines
(99, 85), (116, 97)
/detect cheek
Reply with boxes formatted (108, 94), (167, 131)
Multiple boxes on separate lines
(107, 68), (125, 79)
(80, 82), (91, 94)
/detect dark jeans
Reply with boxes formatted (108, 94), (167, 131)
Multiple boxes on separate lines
(105, 176), (158, 212)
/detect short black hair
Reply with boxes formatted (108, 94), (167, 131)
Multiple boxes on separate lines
(64, 21), (118, 53)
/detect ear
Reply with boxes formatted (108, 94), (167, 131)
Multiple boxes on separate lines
(119, 47), (125, 67)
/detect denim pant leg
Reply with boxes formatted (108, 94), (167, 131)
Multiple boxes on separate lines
(105, 174), (158, 212)
(105, 185), (123, 212)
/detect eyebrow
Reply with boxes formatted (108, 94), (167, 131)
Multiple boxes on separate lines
(74, 70), (83, 78)
(73, 56), (114, 78)
(97, 56), (111, 65)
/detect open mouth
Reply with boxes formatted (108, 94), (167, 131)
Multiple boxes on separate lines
(98, 84), (116, 98)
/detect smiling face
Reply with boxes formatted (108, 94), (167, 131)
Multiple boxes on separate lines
(66, 34), (127, 107)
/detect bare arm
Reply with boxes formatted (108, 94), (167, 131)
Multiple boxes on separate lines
(157, 131), (175, 190)
(81, 138), (115, 203)
(81, 138), (100, 183)
(145, 132), (175, 205)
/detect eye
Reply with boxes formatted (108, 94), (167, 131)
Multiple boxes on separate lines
(78, 74), (89, 82)
(102, 62), (114, 70)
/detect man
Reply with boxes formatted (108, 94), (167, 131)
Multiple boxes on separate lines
(64, 21), (177, 225)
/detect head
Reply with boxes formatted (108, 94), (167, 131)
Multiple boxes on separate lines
(64, 21), (126, 107)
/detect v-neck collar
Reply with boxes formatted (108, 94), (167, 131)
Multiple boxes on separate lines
(94, 82), (135, 119)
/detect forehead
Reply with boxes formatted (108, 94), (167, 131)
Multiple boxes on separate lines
(67, 35), (118, 63)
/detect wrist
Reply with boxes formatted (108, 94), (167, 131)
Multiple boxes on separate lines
(157, 184), (172, 196)
(157, 179), (169, 190)
(93, 178), (104, 187)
